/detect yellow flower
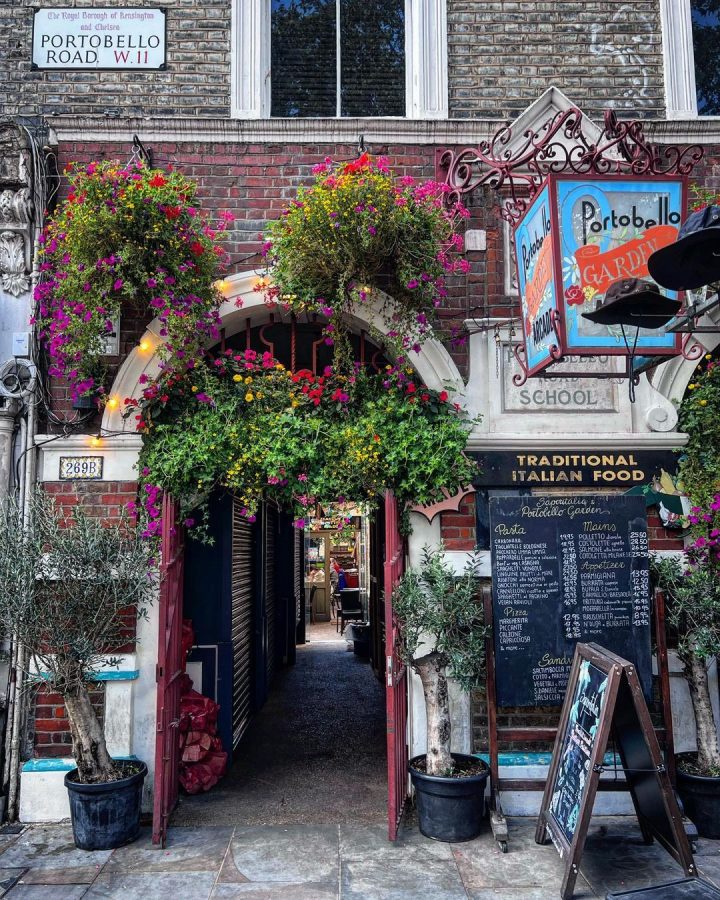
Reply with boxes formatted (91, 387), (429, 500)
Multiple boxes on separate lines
(275, 363), (285, 370)
(706, 354), (712, 360)
(699, 399), (708, 406)
(245, 392), (254, 402)
(245, 376), (253, 384)
(688, 384), (696, 390)
(233, 374), (242, 382)
(191, 385), (198, 392)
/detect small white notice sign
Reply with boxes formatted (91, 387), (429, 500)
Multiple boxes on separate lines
(32, 8), (166, 70)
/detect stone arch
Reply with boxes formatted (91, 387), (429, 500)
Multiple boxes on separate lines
(102, 270), (465, 433)
(651, 330), (720, 408)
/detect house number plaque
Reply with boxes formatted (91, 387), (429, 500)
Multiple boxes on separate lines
(59, 456), (104, 480)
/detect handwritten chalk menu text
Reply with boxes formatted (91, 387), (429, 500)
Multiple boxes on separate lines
(489, 495), (651, 707)
(32, 9), (166, 70)
(549, 659), (608, 845)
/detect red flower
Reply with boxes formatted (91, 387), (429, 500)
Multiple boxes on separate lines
(149, 174), (167, 188)
(344, 152), (371, 174)
(421, 393), (430, 402)
(439, 390), (448, 403)
(164, 206), (181, 219)
(406, 383), (416, 394)
(564, 284), (585, 306)
(189, 241), (204, 256)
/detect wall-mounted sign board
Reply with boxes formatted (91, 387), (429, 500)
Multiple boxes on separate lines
(489, 494), (652, 707)
(59, 456), (103, 480)
(473, 448), (677, 488)
(32, 8), (166, 70)
(535, 643), (695, 900)
(514, 175), (685, 379)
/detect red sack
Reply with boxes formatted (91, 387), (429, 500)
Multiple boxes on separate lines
(204, 751), (228, 778)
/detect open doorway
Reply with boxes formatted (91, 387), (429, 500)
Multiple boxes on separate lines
(170, 494), (389, 827)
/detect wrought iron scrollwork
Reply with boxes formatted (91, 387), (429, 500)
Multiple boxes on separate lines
(439, 107), (704, 224)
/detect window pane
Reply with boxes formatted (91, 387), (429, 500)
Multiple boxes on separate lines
(271, 0), (337, 117)
(340, 0), (405, 117)
(691, 1), (720, 115)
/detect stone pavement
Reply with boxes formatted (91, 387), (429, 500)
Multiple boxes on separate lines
(0, 817), (716, 899)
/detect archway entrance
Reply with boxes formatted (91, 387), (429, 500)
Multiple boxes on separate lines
(151, 318), (408, 843)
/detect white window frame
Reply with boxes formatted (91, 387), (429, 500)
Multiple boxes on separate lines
(661, 0), (719, 119)
(231, 0), (448, 119)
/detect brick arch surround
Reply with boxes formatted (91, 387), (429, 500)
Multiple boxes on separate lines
(102, 270), (465, 435)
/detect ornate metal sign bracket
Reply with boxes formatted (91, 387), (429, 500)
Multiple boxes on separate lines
(439, 108), (704, 225)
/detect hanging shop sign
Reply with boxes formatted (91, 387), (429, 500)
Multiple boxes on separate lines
(471, 448), (678, 487)
(514, 175), (685, 378)
(32, 8), (167, 70)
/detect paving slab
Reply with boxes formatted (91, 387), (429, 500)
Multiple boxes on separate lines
(339, 823), (455, 862)
(0, 870), (25, 897)
(579, 819), (697, 896)
(103, 825), (233, 874)
(341, 852), (468, 900)
(211, 882), (339, 898)
(5, 886), (87, 900)
(84, 871), (217, 898)
(0, 826), (111, 883)
(223, 825), (339, 884)
(451, 821), (594, 895)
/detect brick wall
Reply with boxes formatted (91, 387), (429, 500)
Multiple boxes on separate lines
(2, 0), (667, 120)
(447, 0), (665, 119)
(32, 683), (105, 758)
(2, 1), (231, 120)
(43, 480), (139, 522)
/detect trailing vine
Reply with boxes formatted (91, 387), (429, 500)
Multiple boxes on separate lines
(34, 161), (231, 399)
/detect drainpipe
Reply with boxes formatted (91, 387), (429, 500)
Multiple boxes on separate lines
(6, 234), (41, 822)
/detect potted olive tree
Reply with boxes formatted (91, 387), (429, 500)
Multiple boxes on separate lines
(651, 494), (720, 838)
(0, 491), (154, 849)
(392, 543), (488, 842)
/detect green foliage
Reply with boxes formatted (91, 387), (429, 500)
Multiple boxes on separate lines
(651, 552), (720, 665)
(678, 354), (720, 506)
(132, 352), (478, 540)
(0, 491), (154, 691)
(261, 154), (469, 366)
(392, 544), (486, 692)
(35, 161), (229, 399)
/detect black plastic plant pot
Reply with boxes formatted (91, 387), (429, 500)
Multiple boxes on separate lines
(676, 768), (720, 839)
(65, 761), (147, 850)
(409, 753), (489, 842)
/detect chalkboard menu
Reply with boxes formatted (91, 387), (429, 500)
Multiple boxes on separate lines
(549, 659), (609, 845)
(489, 495), (651, 707)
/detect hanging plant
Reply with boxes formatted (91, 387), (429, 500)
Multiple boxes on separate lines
(126, 351), (478, 540)
(260, 154), (469, 366)
(678, 351), (720, 507)
(33, 161), (232, 400)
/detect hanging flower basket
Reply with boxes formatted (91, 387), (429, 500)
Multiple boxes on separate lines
(261, 154), (469, 360)
(34, 161), (232, 400)
(128, 350), (478, 540)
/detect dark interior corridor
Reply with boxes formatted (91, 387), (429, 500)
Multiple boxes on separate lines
(172, 630), (387, 826)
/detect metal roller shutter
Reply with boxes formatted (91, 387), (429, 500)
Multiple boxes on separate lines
(264, 504), (277, 685)
(231, 498), (254, 749)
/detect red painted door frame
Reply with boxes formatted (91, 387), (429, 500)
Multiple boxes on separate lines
(152, 495), (185, 847)
(384, 491), (408, 840)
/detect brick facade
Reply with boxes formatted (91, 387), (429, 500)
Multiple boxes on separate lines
(447, 1), (665, 119)
(32, 683), (105, 758)
(2, 0), (666, 120)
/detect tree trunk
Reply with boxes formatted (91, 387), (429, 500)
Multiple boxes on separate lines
(415, 652), (452, 776)
(64, 685), (119, 783)
(685, 651), (720, 774)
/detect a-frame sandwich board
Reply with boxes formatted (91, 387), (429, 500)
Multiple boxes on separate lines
(535, 642), (696, 900)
